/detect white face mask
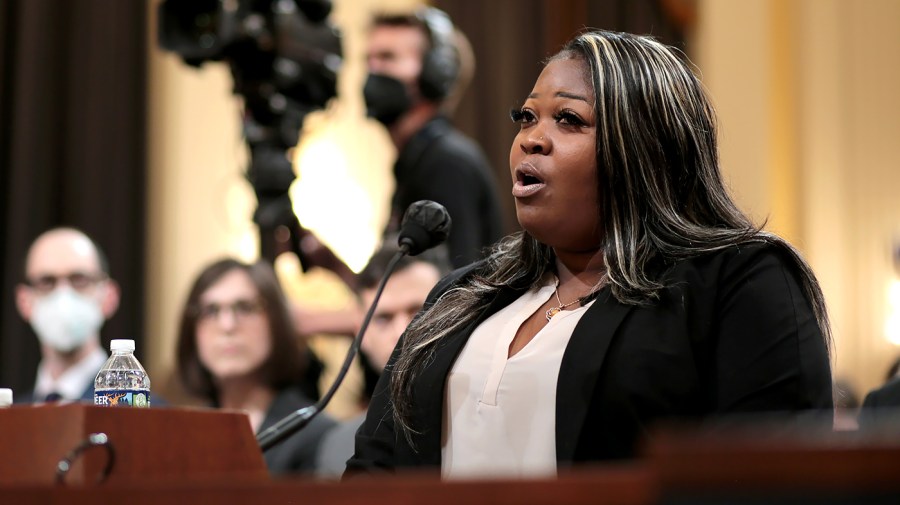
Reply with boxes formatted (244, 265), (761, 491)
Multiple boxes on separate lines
(30, 287), (104, 353)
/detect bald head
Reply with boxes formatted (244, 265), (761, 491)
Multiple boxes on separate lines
(25, 228), (108, 281)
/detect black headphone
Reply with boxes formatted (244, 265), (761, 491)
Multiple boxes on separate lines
(415, 7), (460, 102)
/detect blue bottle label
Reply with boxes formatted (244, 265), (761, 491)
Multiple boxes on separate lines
(94, 390), (150, 408)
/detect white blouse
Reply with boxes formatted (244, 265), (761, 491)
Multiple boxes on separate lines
(441, 278), (594, 479)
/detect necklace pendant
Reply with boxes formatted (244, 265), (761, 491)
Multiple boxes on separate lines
(546, 307), (561, 321)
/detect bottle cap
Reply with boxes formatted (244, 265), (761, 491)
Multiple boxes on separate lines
(110, 339), (136, 352)
(0, 388), (13, 407)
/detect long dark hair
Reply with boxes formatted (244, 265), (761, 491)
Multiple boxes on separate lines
(176, 258), (308, 403)
(389, 29), (831, 442)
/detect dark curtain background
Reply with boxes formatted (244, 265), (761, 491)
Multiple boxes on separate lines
(0, 0), (147, 395)
(436, 0), (693, 232)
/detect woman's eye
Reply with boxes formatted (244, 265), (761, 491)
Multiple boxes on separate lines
(554, 111), (586, 126)
(509, 107), (536, 124)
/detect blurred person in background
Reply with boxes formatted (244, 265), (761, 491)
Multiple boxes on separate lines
(289, 8), (504, 398)
(364, 7), (503, 267)
(15, 228), (120, 404)
(858, 355), (900, 430)
(176, 258), (335, 476)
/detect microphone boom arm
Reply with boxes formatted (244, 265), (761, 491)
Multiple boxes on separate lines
(257, 249), (409, 451)
(257, 200), (450, 452)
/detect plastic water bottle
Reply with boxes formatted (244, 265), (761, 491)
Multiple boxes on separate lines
(94, 339), (151, 408)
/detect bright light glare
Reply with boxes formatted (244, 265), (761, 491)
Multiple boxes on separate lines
(291, 137), (382, 272)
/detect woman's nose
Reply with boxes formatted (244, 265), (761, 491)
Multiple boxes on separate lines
(520, 132), (549, 155)
(216, 308), (239, 332)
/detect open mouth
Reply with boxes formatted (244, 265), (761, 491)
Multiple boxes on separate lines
(520, 173), (543, 185)
(515, 164), (544, 185)
(512, 164), (546, 197)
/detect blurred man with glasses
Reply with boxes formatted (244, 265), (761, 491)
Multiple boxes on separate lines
(14, 228), (120, 403)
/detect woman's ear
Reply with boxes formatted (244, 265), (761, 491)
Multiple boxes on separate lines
(15, 284), (35, 321)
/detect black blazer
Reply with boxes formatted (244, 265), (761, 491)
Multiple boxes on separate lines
(858, 378), (900, 429)
(347, 243), (833, 474)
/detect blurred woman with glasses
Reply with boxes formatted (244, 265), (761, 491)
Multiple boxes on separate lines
(176, 258), (335, 476)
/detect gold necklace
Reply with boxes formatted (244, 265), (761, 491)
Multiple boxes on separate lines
(545, 287), (582, 321)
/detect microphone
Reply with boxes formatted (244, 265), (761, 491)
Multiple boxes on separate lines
(256, 200), (452, 451)
(398, 200), (452, 256)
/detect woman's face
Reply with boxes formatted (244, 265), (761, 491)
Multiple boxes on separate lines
(195, 269), (272, 384)
(509, 56), (602, 252)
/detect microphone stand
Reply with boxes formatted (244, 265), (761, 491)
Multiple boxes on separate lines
(257, 246), (410, 451)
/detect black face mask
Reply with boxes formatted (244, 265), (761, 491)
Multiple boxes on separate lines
(363, 73), (412, 126)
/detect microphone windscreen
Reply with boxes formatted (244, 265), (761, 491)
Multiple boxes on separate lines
(398, 200), (452, 255)
(295, 0), (333, 23)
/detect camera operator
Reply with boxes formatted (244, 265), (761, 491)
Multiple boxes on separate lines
(364, 7), (503, 268)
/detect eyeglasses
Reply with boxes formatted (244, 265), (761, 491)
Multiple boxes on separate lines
(195, 299), (265, 324)
(24, 272), (107, 295)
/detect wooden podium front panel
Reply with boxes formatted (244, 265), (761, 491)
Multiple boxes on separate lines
(0, 466), (655, 505)
(0, 405), (85, 485)
(0, 404), (268, 485)
(645, 424), (900, 503)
